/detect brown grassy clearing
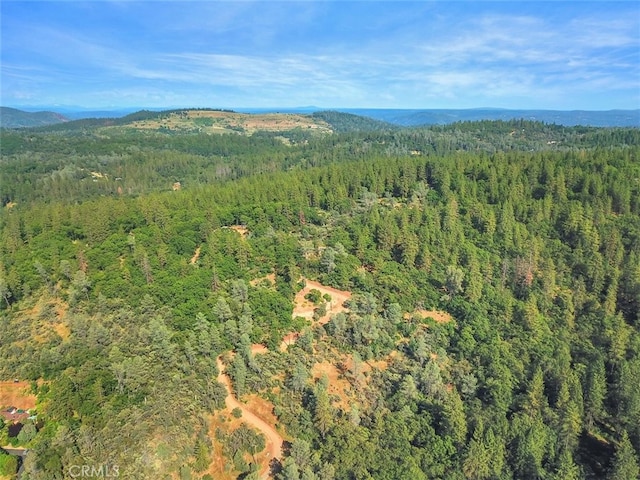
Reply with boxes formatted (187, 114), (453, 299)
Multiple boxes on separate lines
(207, 412), (270, 480)
(250, 273), (276, 287)
(225, 225), (250, 238)
(52, 322), (71, 340)
(0, 381), (36, 410)
(251, 344), (269, 355)
(293, 279), (352, 326)
(11, 297), (70, 345)
(128, 110), (333, 136)
(311, 361), (352, 411)
(406, 309), (454, 324)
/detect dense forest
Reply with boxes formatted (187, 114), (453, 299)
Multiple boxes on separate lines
(0, 111), (639, 479)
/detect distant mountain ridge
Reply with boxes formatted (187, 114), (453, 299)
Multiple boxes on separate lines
(342, 108), (640, 128)
(0, 107), (69, 128)
(4, 106), (639, 129)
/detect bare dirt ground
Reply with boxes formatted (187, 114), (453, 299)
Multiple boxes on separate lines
(207, 412), (273, 480)
(311, 361), (352, 410)
(216, 357), (283, 479)
(225, 225), (250, 238)
(189, 245), (201, 265)
(212, 278), (353, 475)
(251, 344), (269, 355)
(278, 333), (300, 352)
(244, 395), (281, 432)
(279, 279), (352, 352)
(293, 279), (352, 327)
(365, 350), (399, 372)
(0, 381), (36, 410)
(310, 350), (398, 412)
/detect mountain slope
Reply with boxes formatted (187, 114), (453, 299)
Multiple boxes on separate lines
(33, 108), (334, 136)
(311, 110), (396, 132)
(0, 107), (69, 128)
(343, 108), (640, 127)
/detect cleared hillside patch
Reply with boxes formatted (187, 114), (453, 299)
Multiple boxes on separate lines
(0, 382), (36, 410)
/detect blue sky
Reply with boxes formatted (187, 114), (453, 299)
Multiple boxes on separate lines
(1, 1), (639, 110)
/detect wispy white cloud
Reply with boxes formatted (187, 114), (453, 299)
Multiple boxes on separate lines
(1, 2), (638, 109)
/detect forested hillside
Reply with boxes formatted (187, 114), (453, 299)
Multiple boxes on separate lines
(0, 115), (639, 479)
(0, 108), (68, 129)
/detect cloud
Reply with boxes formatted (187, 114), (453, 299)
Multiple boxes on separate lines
(2, 2), (638, 108)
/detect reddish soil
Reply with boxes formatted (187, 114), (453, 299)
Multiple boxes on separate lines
(208, 413), (272, 480)
(251, 344), (269, 355)
(280, 278), (352, 351)
(216, 357), (283, 479)
(244, 395), (281, 431)
(311, 361), (352, 410)
(293, 279), (352, 326)
(278, 333), (299, 352)
(210, 278), (354, 475)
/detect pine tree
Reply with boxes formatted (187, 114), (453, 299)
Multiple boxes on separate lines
(610, 431), (640, 480)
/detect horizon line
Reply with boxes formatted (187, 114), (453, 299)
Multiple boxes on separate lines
(4, 105), (640, 113)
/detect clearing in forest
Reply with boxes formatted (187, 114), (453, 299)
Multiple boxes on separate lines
(407, 309), (454, 324)
(11, 297), (70, 344)
(127, 110), (333, 135)
(311, 361), (353, 410)
(214, 357), (283, 479)
(224, 225), (250, 238)
(310, 350), (399, 412)
(214, 277), (353, 476)
(244, 277), (352, 352)
(189, 245), (201, 265)
(0, 381), (36, 410)
(249, 273), (276, 287)
(292, 279), (352, 326)
(278, 278), (352, 351)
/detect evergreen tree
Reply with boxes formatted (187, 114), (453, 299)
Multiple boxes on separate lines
(610, 431), (640, 480)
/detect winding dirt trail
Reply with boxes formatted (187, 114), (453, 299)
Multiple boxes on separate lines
(216, 357), (283, 479)
(213, 278), (352, 476)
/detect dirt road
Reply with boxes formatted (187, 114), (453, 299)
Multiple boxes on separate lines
(216, 357), (283, 479)
(216, 278), (352, 475)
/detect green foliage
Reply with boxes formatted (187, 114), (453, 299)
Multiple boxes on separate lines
(304, 289), (322, 304)
(610, 431), (640, 480)
(0, 452), (18, 476)
(1, 119), (640, 479)
(311, 110), (396, 133)
(17, 421), (37, 445)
